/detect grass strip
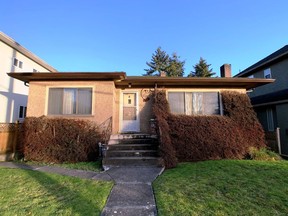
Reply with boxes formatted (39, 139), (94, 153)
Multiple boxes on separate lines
(153, 160), (288, 216)
(0, 167), (113, 215)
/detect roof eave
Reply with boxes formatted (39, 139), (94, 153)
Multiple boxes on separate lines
(0, 32), (58, 72)
(7, 72), (127, 82)
(116, 77), (274, 90)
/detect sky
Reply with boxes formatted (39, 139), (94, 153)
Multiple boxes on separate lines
(1, 0), (288, 76)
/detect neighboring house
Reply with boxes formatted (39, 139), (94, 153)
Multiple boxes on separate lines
(0, 32), (57, 123)
(235, 45), (288, 156)
(9, 70), (272, 135)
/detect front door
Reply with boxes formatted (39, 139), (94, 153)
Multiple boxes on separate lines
(121, 92), (140, 132)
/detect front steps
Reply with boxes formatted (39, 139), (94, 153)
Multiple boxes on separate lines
(102, 134), (162, 169)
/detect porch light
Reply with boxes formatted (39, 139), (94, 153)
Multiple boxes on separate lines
(128, 83), (132, 88)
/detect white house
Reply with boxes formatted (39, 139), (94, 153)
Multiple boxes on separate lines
(0, 32), (57, 123)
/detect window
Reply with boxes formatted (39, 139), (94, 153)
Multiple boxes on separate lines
(19, 106), (27, 119)
(248, 74), (254, 78)
(264, 68), (271, 79)
(168, 92), (220, 115)
(13, 58), (23, 69)
(13, 58), (18, 67)
(48, 88), (92, 115)
(33, 69), (38, 72)
(266, 108), (274, 131)
(19, 61), (23, 69)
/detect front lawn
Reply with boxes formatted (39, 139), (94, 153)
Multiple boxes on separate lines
(24, 161), (102, 172)
(0, 167), (113, 215)
(153, 160), (288, 216)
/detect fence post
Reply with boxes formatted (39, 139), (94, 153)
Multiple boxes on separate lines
(276, 127), (281, 155)
(13, 121), (19, 158)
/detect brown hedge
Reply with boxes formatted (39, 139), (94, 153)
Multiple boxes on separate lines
(153, 90), (266, 168)
(153, 90), (177, 168)
(22, 117), (104, 163)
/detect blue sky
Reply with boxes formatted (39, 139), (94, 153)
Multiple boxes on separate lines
(1, 0), (288, 76)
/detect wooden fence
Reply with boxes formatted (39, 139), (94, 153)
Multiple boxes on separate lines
(0, 123), (21, 161)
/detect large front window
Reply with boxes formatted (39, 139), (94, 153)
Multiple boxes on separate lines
(48, 88), (92, 115)
(168, 92), (220, 115)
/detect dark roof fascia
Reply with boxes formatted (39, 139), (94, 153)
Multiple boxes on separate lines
(251, 88), (288, 106)
(7, 72), (127, 82)
(116, 76), (274, 90)
(7, 73), (274, 90)
(235, 45), (288, 77)
(0, 32), (58, 72)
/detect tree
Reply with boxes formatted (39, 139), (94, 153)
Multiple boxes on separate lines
(188, 57), (215, 77)
(166, 53), (185, 77)
(144, 47), (170, 76)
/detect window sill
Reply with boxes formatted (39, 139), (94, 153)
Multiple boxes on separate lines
(47, 114), (94, 117)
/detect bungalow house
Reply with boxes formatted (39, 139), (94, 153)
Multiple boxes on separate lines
(234, 45), (288, 156)
(8, 69), (273, 166)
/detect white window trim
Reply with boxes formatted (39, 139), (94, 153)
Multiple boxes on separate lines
(119, 90), (140, 133)
(13, 57), (18, 67)
(264, 68), (271, 79)
(166, 90), (222, 116)
(45, 86), (95, 116)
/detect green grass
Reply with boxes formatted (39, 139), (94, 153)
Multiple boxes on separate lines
(0, 167), (113, 216)
(153, 160), (288, 216)
(24, 161), (102, 172)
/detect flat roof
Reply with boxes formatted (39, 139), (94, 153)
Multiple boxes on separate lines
(8, 72), (274, 90)
(0, 32), (58, 73)
(116, 76), (274, 89)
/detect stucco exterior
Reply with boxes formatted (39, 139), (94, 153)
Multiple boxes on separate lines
(28, 81), (115, 129)
(0, 32), (57, 123)
(27, 81), (247, 135)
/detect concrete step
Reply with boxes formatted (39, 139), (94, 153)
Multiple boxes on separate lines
(110, 134), (157, 140)
(106, 150), (159, 157)
(107, 144), (158, 151)
(108, 138), (158, 145)
(102, 157), (163, 167)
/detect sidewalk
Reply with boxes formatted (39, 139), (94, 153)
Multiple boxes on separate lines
(0, 162), (164, 216)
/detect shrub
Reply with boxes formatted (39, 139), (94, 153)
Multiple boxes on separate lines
(153, 90), (267, 168)
(153, 90), (177, 168)
(247, 147), (282, 161)
(22, 117), (104, 163)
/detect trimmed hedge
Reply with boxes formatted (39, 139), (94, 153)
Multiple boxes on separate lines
(153, 90), (266, 168)
(21, 117), (104, 163)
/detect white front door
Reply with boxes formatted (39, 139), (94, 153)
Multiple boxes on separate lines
(121, 92), (140, 132)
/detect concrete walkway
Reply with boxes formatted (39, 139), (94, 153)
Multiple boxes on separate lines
(0, 162), (164, 216)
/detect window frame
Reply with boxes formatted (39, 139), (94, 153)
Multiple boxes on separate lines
(46, 86), (94, 116)
(167, 90), (223, 116)
(19, 106), (27, 119)
(264, 68), (272, 79)
(13, 58), (18, 67)
(19, 61), (23, 69)
(266, 107), (274, 131)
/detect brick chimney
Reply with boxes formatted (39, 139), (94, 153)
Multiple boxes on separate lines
(220, 64), (231, 77)
(160, 71), (166, 77)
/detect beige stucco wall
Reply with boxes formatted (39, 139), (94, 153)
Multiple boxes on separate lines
(27, 82), (247, 135)
(27, 81), (115, 130)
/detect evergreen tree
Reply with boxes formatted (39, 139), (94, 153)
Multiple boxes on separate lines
(144, 47), (170, 76)
(166, 53), (185, 77)
(188, 57), (215, 77)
